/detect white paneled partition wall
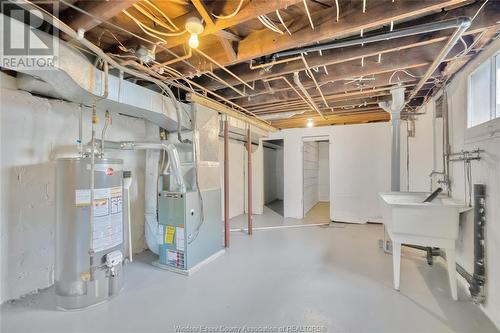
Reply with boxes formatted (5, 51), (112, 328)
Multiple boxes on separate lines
(302, 141), (320, 214)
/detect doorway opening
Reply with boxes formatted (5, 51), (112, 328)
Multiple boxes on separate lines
(302, 137), (330, 222)
(263, 139), (284, 216)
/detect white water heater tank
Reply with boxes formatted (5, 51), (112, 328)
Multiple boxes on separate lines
(55, 157), (125, 310)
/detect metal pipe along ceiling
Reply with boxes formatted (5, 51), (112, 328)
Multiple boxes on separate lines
(271, 17), (472, 60)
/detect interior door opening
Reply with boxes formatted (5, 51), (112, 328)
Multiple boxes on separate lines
(263, 139), (284, 216)
(302, 138), (330, 222)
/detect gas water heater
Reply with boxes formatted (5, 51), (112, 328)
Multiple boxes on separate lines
(55, 157), (125, 310)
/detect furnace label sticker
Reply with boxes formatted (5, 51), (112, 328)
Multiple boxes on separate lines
(165, 226), (175, 244)
(175, 227), (185, 251)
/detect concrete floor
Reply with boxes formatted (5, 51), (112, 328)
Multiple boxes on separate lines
(231, 202), (331, 230)
(1, 209), (498, 333)
(265, 199), (284, 216)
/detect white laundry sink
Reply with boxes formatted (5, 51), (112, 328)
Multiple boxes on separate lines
(379, 191), (471, 300)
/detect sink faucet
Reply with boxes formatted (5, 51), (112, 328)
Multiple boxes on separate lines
(429, 170), (449, 192)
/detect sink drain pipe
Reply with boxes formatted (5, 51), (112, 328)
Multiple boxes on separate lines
(469, 184), (486, 303)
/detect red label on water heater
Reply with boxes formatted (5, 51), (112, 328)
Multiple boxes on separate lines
(105, 167), (114, 176)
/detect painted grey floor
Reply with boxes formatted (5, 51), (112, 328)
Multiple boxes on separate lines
(1, 219), (497, 332)
(266, 199), (284, 216)
(231, 202), (331, 230)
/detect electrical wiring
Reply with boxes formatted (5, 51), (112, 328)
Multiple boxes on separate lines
(58, 0), (197, 72)
(143, 0), (180, 31)
(303, 0), (314, 29)
(122, 9), (168, 43)
(335, 0), (339, 22)
(257, 15), (284, 34)
(453, 31), (486, 60)
(471, 0), (489, 22)
(133, 3), (177, 32)
(389, 69), (422, 84)
(257, 16), (280, 33)
(97, 29), (132, 53)
(212, 0), (245, 19)
(275, 10), (291, 35)
(123, 9), (186, 39)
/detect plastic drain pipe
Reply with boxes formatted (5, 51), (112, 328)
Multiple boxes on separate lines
(379, 85), (406, 191)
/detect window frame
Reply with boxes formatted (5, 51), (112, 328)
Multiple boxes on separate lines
(465, 49), (500, 142)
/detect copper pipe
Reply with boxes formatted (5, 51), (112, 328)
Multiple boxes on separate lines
(224, 118), (230, 247)
(247, 127), (253, 236)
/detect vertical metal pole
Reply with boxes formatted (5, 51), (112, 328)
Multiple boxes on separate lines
(224, 118), (230, 247)
(247, 127), (253, 235)
(391, 112), (401, 191)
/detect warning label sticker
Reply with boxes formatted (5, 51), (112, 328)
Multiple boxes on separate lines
(91, 186), (123, 252)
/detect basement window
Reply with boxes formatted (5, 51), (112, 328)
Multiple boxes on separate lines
(467, 59), (492, 128)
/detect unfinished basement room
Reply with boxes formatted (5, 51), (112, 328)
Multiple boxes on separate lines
(1, 0), (500, 332)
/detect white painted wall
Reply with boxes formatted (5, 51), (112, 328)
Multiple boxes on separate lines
(303, 141), (319, 214)
(0, 74), (259, 303)
(0, 76), (148, 302)
(400, 104), (435, 192)
(330, 124), (391, 223)
(244, 142), (264, 215)
(318, 142), (330, 201)
(268, 123), (391, 221)
(219, 138), (264, 217)
(219, 138), (245, 219)
(403, 39), (500, 328)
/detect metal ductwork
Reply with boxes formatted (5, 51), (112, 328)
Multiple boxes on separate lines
(379, 86), (406, 191)
(1, 13), (190, 132)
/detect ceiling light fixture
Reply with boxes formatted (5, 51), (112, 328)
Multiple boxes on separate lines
(307, 118), (314, 127)
(185, 17), (204, 49)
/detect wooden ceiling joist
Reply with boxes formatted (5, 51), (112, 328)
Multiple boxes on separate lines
(55, 0), (500, 129)
(65, 0), (141, 32)
(200, 1), (499, 90)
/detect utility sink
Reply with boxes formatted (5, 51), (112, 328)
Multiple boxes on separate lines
(379, 192), (471, 300)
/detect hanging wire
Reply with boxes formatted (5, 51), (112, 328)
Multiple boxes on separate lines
(257, 15), (284, 34)
(132, 3), (178, 32)
(276, 9), (291, 35)
(335, 0), (340, 21)
(303, 0), (315, 29)
(143, 0), (180, 30)
(389, 69), (422, 84)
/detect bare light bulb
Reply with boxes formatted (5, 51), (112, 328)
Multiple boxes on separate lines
(306, 119), (314, 128)
(188, 33), (199, 49)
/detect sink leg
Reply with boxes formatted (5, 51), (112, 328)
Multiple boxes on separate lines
(392, 241), (401, 290)
(446, 248), (458, 300)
